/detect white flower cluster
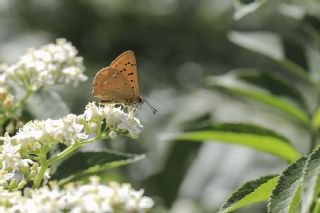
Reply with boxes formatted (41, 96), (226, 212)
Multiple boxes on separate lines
(4, 102), (142, 153)
(84, 102), (143, 139)
(0, 177), (154, 213)
(0, 137), (41, 190)
(0, 102), (142, 189)
(10, 114), (88, 152)
(1, 38), (87, 91)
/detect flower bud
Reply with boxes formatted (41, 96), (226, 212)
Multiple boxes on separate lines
(29, 170), (37, 180)
(109, 130), (117, 139)
(31, 162), (39, 171)
(9, 179), (17, 190)
(18, 179), (27, 189)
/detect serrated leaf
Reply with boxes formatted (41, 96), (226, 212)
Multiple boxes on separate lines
(218, 175), (279, 213)
(51, 150), (145, 186)
(27, 90), (69, 119)
(233, 0), (267, 20)
(206, 77), (309, 125)
(175, 123), (301, 162)
(268, 157), (307, 213)
(228, 31), (310, 82)
(301, 146), (320, 213)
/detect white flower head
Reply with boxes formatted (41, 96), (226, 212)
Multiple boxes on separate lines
(2, 38), (87, 90)
(0, 177), (154, 212)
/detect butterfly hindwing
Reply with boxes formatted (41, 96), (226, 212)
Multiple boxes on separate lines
(93, 67), (134, 103)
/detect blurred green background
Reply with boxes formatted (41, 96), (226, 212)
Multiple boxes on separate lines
(1, 0), (319, 212)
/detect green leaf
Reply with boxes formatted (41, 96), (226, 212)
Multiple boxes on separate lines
(175, 123), (301, 162)
(301, 146), (320, 213)
(206, 77), (309, 125)
(228, 87), (308, 125)
(235, 70), (305, 108)
(27, 90), (69, 119)
(228, 31), (284, 60)
(218, 175), (279, 213)
(51, 150), (145, 186)
(228, 31), (310, 82)
(268, 157), (307, 213)
(312, 106), (320, 130)
(306, 47), (320, 82)
(233, 0), (267, 20)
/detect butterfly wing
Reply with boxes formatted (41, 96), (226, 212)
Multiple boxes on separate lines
(93, 67), (134, 103)
(110, 50), (140, 99)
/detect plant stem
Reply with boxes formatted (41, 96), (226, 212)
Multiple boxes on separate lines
(47, 137), (103, 166)
(33, 152), (48, 188)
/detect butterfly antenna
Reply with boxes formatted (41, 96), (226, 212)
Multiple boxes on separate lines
(142, 98), (157, 114)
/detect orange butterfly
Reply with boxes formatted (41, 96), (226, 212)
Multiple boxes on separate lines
(93, 50), (157, 114)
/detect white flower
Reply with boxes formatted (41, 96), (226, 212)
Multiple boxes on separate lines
(2, 38), (87, 90)
(0, 177), (154, 213)
(118, 112), (143, 139)
(0, 141), (21, 171)
(84, 102), (104, 122)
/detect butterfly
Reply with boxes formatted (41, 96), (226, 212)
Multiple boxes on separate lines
(92, 50), (157, 114)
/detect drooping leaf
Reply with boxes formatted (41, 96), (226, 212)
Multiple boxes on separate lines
(228, 31), (310, 82)
(235, 70), (305, 108)
(206, 76), (309, 125)
(233, 0), (267, 20)
(51, 150), (145, 186)
(228, 31), (284, 61)
(218, 175), (279, 213)
(175, 123), (301, 162)
(278, 3), (305, 20)
(301, 146), (320, 213)
(27, 90), (69, 119)
(268, 157), (307, 213)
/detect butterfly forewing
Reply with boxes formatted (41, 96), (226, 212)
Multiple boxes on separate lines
(110, 50), (140, 98)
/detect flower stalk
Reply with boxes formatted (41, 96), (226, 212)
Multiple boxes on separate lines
(33, 150), (48, 188)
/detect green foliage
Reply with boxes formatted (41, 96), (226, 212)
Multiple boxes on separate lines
(268, 157), (307, 213)
(228, 31), (311, 83)
(172, 1), (320, 212)
(233, 0), (267, 20)
(52, 150), (145, 186)
(302, 146), (320, 213)
(176, 123), (300, 162)
(218, 175), (279, 213)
